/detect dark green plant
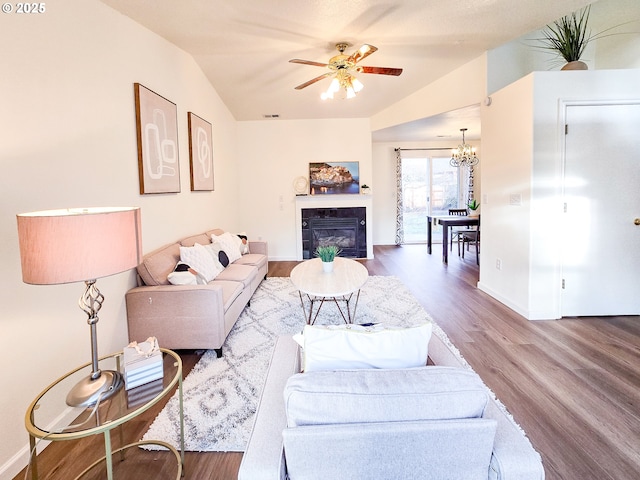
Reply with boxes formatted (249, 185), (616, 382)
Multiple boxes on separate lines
(467, 199), (479, 211)
(541, 6), (592, 63)
(537, 6), (634, 66)
(314, 245), (341, 262)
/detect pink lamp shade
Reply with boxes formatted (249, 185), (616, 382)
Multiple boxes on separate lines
(17, 207), (142, 285)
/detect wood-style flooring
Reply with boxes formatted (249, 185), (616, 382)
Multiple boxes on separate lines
(14, 244), (640, 480)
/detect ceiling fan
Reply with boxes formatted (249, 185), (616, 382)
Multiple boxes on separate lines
(289, 43), (403, 99)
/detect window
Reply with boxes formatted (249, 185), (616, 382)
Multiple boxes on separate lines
(401, 156), (462, 243)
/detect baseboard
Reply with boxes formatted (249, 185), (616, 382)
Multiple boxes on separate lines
(477, 282), (559, 321)
(476, 282), (529, 319)
(0, 443), (37, 480)
(1, 405), (78, 480)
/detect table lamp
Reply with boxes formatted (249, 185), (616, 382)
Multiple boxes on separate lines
(17, 207), (142, 407)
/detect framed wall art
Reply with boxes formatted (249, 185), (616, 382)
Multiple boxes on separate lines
(134, 83), (180, 194)
(309, 162), (360, 195)
(187, 112), (214, 191)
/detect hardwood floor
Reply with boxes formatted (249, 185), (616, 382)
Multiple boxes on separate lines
(15, 245), (640, 480)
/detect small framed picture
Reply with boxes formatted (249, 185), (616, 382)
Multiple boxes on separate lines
(188, 112), (214, 191)
(134, 83), (180, 194)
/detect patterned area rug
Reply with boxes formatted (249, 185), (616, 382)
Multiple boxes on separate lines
(141, 275), (451, 452)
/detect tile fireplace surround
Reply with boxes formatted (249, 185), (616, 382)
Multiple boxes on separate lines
(295, 194), (373, 260)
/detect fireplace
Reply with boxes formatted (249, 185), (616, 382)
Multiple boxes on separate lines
(302, 207), (367, 259)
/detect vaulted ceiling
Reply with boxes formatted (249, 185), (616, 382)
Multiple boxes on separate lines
(101, 0), (631, 141)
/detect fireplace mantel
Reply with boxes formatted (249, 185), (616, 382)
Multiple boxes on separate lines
(295, 194), (373, 260)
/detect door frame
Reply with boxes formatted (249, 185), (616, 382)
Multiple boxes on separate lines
(558, 98), (640, 317)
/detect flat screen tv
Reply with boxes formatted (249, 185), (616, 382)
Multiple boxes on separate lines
(309, 162), (359, 195)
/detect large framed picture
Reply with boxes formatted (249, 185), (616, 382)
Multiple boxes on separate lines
(187, 112), (214, 191)
(309, 162), (360, 195)
(134, 83), (180, 194)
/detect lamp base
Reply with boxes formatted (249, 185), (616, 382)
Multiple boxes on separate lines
(65, 370), (124, 407)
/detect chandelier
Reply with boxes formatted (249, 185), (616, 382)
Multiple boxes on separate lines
(450, 128), (479, 167)
(321, 68), (364, 100)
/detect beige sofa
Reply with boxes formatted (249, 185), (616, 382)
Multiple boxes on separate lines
(125, 229), (268, 357)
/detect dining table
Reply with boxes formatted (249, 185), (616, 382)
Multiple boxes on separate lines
(426, 215), (480, 264)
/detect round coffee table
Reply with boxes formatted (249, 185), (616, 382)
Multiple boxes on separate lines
(290, 257), (369, 324)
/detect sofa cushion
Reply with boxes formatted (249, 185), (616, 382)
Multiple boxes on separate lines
(284, 366), (489, 427)
(214, 264), (258, 288)
(233, 253), (267, 270)
(137, 242), (180, 286)
(299, 323), (432, 372)
(180, 233), (211, 247)
(214, 279), (245, 311)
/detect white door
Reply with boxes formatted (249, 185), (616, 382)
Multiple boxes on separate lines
(561, 103), (640, 316)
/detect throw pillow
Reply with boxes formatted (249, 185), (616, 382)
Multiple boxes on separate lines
(236, 233), (250, 254)
(179, 243), (221, 282)
(202, 242), (226, 271)
(218, 250), (229, 267)
(167, 261), (207, 285)
(300, 323), (432, 372)
(211, 232), (242, 263)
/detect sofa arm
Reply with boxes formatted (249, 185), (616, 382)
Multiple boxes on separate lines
(486, 400), (545, 480)
(248, 240), (268, 256)
(125, 284), (226, 350)
(238, 336), (300, 480)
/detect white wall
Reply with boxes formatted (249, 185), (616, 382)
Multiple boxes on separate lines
(0, 1), (240, 477)
(476, 76), (535, 316)
(478, 69), (640, 320)
(236, 118), (372, 260)
(371, 55), (488, 133)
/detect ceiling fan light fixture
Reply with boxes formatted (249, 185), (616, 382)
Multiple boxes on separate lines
(346, 85), (356, 99)
(351, 76), (364, 93)
(294, 43), (400, 100)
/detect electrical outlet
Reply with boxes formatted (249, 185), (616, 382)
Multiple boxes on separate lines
(496, 259), (502, 270)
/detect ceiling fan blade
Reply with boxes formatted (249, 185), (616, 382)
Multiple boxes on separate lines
(289, 59), (329, 67)
(358, 66), (403, 76)
(294, 72), (334, 90)
(348, 44), (378, 64)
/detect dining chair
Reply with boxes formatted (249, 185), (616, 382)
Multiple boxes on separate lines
(458, 215), (480, 265)
(448, 208), (468, 252)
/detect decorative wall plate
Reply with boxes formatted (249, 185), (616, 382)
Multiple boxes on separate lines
(293, 176), (308, 195)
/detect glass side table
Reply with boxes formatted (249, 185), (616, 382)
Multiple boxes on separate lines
(25, 348), (184, 480)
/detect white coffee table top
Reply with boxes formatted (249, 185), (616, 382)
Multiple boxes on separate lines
(290, 257), (369, 297)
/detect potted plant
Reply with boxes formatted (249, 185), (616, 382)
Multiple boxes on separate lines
(539, 6), (592, 70)
(315, 245), (342, 272)
(467, 199), (480, 217)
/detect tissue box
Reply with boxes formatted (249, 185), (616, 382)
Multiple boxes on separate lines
(123, 337), (163, 390)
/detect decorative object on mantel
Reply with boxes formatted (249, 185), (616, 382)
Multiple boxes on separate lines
(467, 198), (480, 217)
(360, 184), (370, 194)
(315, 245), (341, 272)
(16, 207), (143, 407)
(293, 176), (309, 195)
(450, 128), (479, 168)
